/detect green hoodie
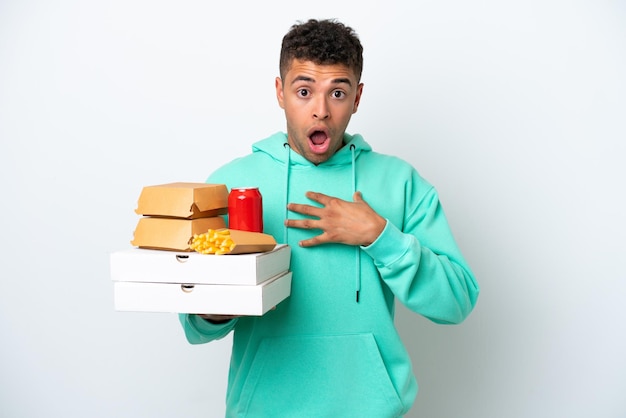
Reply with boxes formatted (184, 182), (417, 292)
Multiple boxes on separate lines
(180, 132), (479, 417)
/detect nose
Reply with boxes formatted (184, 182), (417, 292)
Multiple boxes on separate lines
(313, 97), (329, 120)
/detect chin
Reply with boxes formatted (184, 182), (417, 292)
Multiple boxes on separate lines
(307, 154), (329, 165)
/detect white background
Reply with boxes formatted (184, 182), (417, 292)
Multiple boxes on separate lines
(1, 1), (625, 417)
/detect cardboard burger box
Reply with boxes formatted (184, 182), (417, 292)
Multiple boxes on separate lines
(135, 182), (228, 219)
(131, 216), (226, 251)
(131, 182), (229, 251)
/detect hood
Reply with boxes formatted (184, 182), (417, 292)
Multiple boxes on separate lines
(251, 131), (372, 167)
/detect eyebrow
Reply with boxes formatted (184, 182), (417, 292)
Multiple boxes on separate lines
(291, 75), (353, 87)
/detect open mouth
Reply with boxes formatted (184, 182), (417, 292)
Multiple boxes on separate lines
(308, 130), (330, 154)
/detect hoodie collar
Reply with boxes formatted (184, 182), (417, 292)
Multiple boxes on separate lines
(252, 131), (371, 167)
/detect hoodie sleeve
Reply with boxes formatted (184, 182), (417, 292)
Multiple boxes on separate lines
(178, 313), (238, 344)
(361, 185), (479, 324)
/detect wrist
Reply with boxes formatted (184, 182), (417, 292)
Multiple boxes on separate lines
(364, 215), (387, 247)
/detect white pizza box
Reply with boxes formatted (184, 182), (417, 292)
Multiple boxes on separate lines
(113, 271), (292, 316)
(110, 244), (291, 286)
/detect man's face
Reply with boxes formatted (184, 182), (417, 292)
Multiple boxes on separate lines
(275, 59), (363, 165)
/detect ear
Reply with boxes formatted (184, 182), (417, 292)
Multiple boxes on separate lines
(352, 83), (364, 114)
(275, 77), (285, 109)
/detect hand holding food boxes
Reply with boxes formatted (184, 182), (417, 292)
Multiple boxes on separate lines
(110, 182), (291, 316)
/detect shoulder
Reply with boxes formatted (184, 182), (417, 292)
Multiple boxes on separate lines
(207, 153), (263, 183)
(362, 150), (429, 182)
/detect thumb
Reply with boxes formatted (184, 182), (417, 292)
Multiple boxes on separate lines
(353, 191), (363, 203)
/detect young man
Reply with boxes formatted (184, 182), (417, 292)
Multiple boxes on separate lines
(180, 19), (479, 417)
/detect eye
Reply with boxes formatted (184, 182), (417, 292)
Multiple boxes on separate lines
(332, 90), (346, 99)
(297, 89), (309, 97)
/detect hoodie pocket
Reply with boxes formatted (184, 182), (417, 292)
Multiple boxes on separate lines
(236, 333), (404, 418)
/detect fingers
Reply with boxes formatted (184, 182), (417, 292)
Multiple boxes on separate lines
(285, 192), (331, 232)
(298, 236), (325, 247)
(286, 202), (322, 218)
(283, 217), (319, 230)
(304, 191), (330, 204)
(297, 230), (334, 247)
(283, 216), (326, 247)
(286, 191), (333, 216)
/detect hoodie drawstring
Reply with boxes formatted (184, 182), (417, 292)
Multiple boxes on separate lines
(350, 144), (361, 303)
(283, 142), (291, 244)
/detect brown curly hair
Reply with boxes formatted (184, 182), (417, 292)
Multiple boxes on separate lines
(279, 19), (363, 82)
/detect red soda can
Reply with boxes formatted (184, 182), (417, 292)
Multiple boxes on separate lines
(228, 187), (263, 232)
